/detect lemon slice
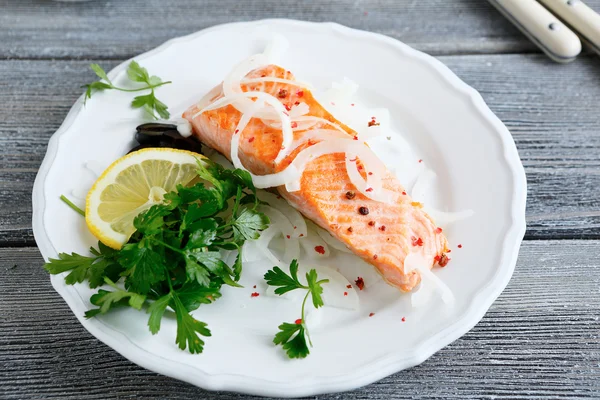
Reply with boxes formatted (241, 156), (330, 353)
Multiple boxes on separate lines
(86, 148), (204, 250)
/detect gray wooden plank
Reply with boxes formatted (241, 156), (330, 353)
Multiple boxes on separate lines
(2, 54), (600, 244)
(1, 242), (599, 399)
(3, 0), (600, 59)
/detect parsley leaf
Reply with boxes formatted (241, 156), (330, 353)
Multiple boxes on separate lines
(265, 260), (329, 359)
(176, 281), (222, 312)
(90, 63), (111, 84)
(232, 207), (270, 242)
(147, 293), (172, 334)
(184, 217), (218, 245)
(82, 61), (172, 119)
(44, 243), (122, 287)
(263, 260), (305, 295)
(274, 322), (310, 359)
(44, 252), (96, 275)
(85, 278), (146, 318)
(126, 60), (151, 83)
(306, 269), (327, 308)
(184, 256), (211, 287)
(88, 258), (123, 288)
(172, 293), (211, 354)
(118, 243), (166, 294)
(134, 205), (170, 235)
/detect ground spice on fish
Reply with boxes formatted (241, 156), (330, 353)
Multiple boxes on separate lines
(379, 225), (386, 231)
(439, 253), (450, 267)
(358, 206), (369, 215)
(278, 89), (288, 98)
(347, 227), (353, 233)
(435, 227), (442, 234)
(411, 236), (423, 246)
(368, 221), (375, 226)
(345, 191), (356, 199)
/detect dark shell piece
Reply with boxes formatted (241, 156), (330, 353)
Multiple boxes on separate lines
(131, 122), (203, 155)
(136, 123), (177, 135)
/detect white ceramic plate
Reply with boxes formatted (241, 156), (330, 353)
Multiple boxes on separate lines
(32, 19), (526, 398)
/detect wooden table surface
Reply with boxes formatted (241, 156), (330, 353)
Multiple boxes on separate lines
(2, 1), (600, 398)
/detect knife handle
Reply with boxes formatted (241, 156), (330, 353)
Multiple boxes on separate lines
(538, 0), (600, 56)
(488, 0), (582, 62)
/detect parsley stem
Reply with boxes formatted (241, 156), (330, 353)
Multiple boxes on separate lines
(300, 290), (313, 347)
(60, 195), (85, 217)
(152, 238), (184, 254)
(110, 81), (172, 93)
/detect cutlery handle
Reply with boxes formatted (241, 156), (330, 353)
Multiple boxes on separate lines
(488, 0), (581, 62)
(538, 0), (600, 55)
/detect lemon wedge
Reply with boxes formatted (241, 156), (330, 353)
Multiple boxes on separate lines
(86, 148), (204, 250)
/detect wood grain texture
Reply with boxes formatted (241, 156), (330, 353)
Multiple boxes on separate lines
(2, 54), (600, 244)
(1, 242), (599, 399)
(1, 0), (598, 60)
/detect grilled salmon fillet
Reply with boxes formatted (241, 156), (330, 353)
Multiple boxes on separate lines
(183, 65), (449, 292)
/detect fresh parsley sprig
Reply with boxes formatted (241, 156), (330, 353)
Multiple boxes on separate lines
(264, 260), (329, 359)
(44, 160), (270, 355)
(83, 61), (172, 119)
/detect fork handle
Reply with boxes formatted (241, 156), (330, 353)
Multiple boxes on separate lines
(488, 0), (581, 62)
(538, 0), (600, 55)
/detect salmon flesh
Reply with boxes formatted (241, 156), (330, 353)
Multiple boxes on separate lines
(183, 65), (449, 292)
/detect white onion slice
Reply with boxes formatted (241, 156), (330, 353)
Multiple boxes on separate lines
(425, 208), (475, 227)
(230, 99), (264, 170)
(256, 191), (307, 238)
(282, 138), (396, 203)
(282, 236), (300, 263)
(315, 225), (352, 253)
(405, 252), (454, 307)
(411, 168), (436, 203)
(258, 205), (295, 238)
(241, 240), (264, 263)
(290, 129), (349, 152)
(299, 226), (330, 258)
(241, 77), (313, 90)
(222, 53), (269, 113)
(254, 226), (282, 265)
(193, 91), (294, 166)
(344, 148), (397, 203)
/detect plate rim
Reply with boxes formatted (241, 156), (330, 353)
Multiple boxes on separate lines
(32, 18), (527, 398)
